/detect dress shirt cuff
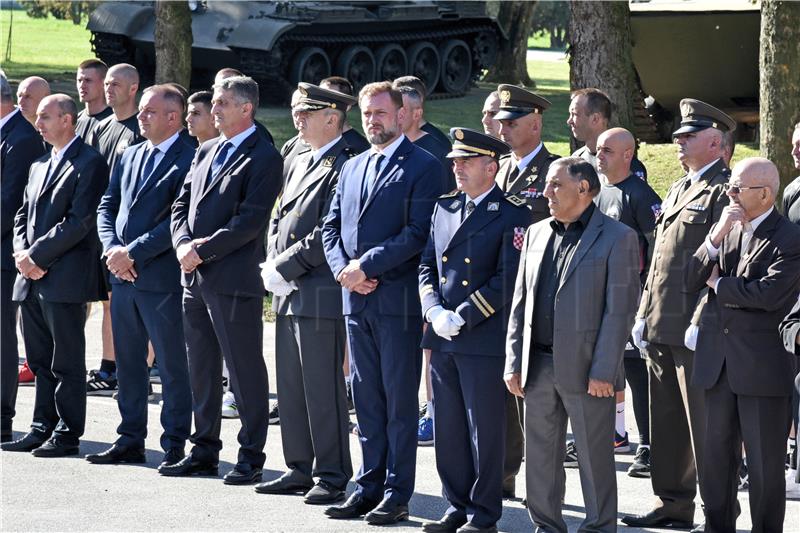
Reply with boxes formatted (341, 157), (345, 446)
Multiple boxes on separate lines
(705, 236), (720, 261)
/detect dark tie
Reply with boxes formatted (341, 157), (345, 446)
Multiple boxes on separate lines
(209, 141), (233, 183)
(362, 153), (385, 204)
(136, 147), (159, 194)
(504, 165), (520, 190)
(463, 200), (476, 221)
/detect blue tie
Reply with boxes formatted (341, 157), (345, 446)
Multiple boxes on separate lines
(362, 153), (385, 204)
(210, 141), (233, 183)
(136, 147), (159, 194)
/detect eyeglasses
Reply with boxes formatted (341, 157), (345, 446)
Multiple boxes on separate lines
(723, 183), (766, 194)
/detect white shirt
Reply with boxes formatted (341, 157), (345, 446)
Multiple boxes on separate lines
(309, 135), (342, 165)
(144, 131), (181, 170)
(688, 157), (721, 184)
(217, 124), (257, 166)
(514, 142), (543, 174)
(369, 134), (406, 174)
(465, 184), (496, 207)
(705, 206), (774, 291)
(0, 108), (20, 131)
(50, 135), (80, 169)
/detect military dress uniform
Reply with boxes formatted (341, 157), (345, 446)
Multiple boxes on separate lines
(419, 128), (530, 530)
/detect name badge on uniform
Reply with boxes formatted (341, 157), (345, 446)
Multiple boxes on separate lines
(449, 200), (462, 210)
(687, 203), (706, 212)
(487, 202), (499, 212)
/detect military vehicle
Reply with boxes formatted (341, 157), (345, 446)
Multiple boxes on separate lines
(629, 0), (760, 141)
(87, 0), (504, 99)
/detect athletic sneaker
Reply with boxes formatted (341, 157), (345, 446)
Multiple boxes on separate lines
(221, 391), (239, 418)
(86, 369), (118, 396)
(346, 381), (355, 415)
(417, 416), (434, 446)
(738, 458), (749, 490)
(627, 446), (651, 478)
(564, 440), (578, 468)
(149, 365), (161, 384)
(614, 431), (631, 453)
(18, 361), (34, 385)
(418, 401), (428, 419)
(111, 383), (155, 401)
(268, 401), (280, 425)
(786, 469), (800, 499)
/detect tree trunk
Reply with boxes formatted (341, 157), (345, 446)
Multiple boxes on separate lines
(484, 1), (536, 87)
(568, 1), (638, 149)
(154, 0), (193, 88)
(759, 0), (800, 191)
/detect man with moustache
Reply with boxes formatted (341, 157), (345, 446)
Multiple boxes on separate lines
(322, 81), (442, 524)
(255, 83), (355, 504)
(15, 76), (50, 126)
(165, 76), (282, 485)
(623, 100), (735, 530)
(75, 59), (112, 139)
(1, 95), (108, 456)
(0, 72), (47, 442)
(481, 91), (501, 138)
(185, 91), (218, 145)
(87, 85), (194, 468)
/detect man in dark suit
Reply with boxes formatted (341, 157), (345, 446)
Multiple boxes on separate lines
(165, 76), (282, 484)
(419, 128), (528, 533)
(0, 72), (46, 442)
(87, 85), (194, 468)
(0, 94), (108, 456)
(255, 83), (355, 503)
(505, 158), (640, 532)
(685, 157), (800, 533)
(321, 81), (442, 525)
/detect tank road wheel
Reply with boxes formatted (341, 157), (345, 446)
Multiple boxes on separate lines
(406, 41), (440, 97)
(290, 47), (331, 86)
(375, 44), (407, 82)
(438, 39), (472, 95)
(336, 45), (376, 94)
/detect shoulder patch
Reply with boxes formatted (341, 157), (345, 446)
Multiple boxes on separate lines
(439, 189), (460, 199)
(505, 194), (526, 207)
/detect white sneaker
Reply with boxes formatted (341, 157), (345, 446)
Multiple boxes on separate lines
(221, 391), (239, 419)
(787, 469), (800, 499)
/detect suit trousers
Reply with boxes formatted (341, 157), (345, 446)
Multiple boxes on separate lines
(110, 283), (191, 451)
(20, 287), (86, 445)
(1, 268), (18, 436)
(703, 365), (790, 533)
(431, 351), (506, 528)
(275, 314), (352, 488)
(524, 356), (617, 533)
(503, 391), (525, 493)
(182, 283), (269, 466)
(646, 343), (707, 520)
(345, 298), (422, 505)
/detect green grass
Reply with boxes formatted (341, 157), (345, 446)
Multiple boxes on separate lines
(527, 31), (563, 51)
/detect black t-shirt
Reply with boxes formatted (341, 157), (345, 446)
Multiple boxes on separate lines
(414, 133), (455, 193)
(421, 121), (451, 149)
(343, 128), (370, 154)
(782, 176), (800, 225)
(75, 106), (113, 141)
(88, 113), (143, 174)
(572, 145), (648, 182)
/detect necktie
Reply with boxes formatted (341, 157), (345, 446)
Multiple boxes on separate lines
(136, 147), (159, 194)
(362, 153), (385, 203)
(504, 165), (520, 190)
(210, 141), (233, 183)
(463, 200), (476, 221)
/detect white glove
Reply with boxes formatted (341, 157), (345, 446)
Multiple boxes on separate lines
(432, 309), (465, 341)
(631, 318), (648, 351)
(684, 324), (699, 351)
(259, 260), (297, 296)
(426, 304), (445, 324)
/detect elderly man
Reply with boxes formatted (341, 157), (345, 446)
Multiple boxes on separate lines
(16, 76), (50, 125)
(75, 59), (112, 139)
(505, 157), (639, 532)
(89, 85), (194, 468)
(166, 76), (282, 484)
(1, 95), (108, 456)
(624, 100), (735, 530)
(0, 72), (47, 442)
(213, 67), (274, 146)
(685, 158), (800, 533)
(481, 91), (501, 138)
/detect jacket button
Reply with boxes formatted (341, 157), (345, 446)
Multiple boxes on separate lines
(282, 210), (287, 216)
(442, 256), (448, 262)
(723, 328), (729, 334)
(464, 257), (471, 264)
(441, 276), (447, 284)
(462, 280), (468, 286)
(289, 233), (296, 239)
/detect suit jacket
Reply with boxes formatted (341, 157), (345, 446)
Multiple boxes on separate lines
(505, 208), (640, 392)
(685, 209), (800, 396)
(1, 110), (46, 272)
(268, 137), (353, 319)
(419, 187), (530, 356)
(97, 137), (195, 294)
(12, 137), (109, 303)
(779, 295), (800, 356)
(170, 129), (283, 297)
(321, 136), (442, 316)
(495, 144), (560, 224)
(638, 159), (729, 346)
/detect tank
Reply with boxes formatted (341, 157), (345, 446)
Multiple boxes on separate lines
(87, 0), (504, 99)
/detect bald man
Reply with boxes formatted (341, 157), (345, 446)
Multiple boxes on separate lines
(16, 76), (50, 125)
(685, 157), (800, 533)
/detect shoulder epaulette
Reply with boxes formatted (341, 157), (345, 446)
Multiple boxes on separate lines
(505, 194), (526, 207)
(439, 189), (460, 199)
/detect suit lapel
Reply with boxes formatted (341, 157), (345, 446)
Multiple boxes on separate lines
(359, 138), (412, 217)
(526, 222), (553, 293)
(663, 160), (725, 221)
(560, 208), (603, 288)
(445, 188), (502, 251)
(281, 138), (346, 208)
(200, 131), (257, 200)
(735, 209), (780, 277)
(505, 146), (549, 195)
(132, 140), (182, 205)
(36, 137), (82, 201)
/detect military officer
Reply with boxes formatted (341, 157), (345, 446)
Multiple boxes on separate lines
(623, 99), (735, 530)
(419, 128), (529, 533)
(255, 83), (355, 504)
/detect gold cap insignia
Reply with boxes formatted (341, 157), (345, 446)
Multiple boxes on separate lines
(500, 90), (511, 104)
(454, 129), (464, 140)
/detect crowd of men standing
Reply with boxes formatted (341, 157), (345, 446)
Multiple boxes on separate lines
(1, 54), (799, 533)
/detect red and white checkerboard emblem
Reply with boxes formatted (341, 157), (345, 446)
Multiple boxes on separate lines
(513, 227), (525, 250)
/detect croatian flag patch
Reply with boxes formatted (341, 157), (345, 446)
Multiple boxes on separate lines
(513, 227), (526, 251)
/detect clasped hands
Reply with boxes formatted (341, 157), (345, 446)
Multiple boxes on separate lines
(176, 237), (208, 274)
(13, 250), (46, 280)
(337, 260), (378, 295)
(105, 246), (136, 282)
(259, 258), (297, 296)
(427, 305), (465, 341)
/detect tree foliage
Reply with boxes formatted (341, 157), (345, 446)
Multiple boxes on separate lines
(19, 1), (99, 25)
(531, 1), (570, 49)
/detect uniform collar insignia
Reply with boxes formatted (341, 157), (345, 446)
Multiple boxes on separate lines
(487, 202), (499, 211)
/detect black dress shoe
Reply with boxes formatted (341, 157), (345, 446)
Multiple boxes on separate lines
(304, 480), (345, 505)
(457, 523), (497, 533)
(158, 454), (218, 477)
(422, 513), (468, 532)
(86, 444), (146, 464)
(325, 492), (379, 519)
(501, 488), (515, 499)
(159, 448), (185, 469)
(621, 510), (693, 529)
(31, 439), (79, 457)
(223, 462), (262, 485)
(254, 472), (314, 494)
(364, 501), (409, 525)
(1, 431), (47, 452)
